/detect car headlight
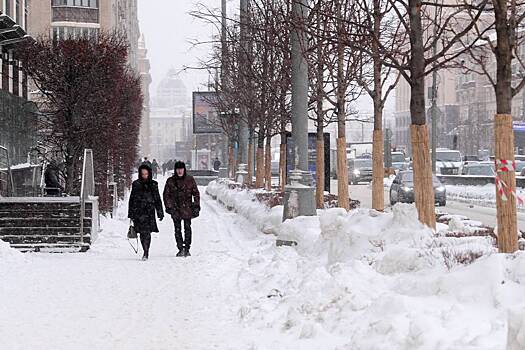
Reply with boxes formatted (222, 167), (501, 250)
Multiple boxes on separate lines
(402, 186), (412, 192)
(435, 186), (446, 192)
(353, 169), (360, 176)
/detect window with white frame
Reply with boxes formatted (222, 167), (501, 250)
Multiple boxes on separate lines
(52, 0), (98, 8)
(52, 26), (99, 40)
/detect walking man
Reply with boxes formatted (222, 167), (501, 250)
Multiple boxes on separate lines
(213, 157), (221, 171)
(141, 157), (152, 169)
(163, 161), (200, 257)
(152, 158), (160, 179)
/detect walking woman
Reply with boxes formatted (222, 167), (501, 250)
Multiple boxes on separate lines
(128, 164), (164, 260)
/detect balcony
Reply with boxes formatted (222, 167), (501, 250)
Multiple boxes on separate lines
(52, 7), (99, 24)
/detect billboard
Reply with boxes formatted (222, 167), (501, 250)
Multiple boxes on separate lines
(192, 91), (222, 134)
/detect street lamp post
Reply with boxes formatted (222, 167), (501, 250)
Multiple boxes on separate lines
(238, 0), (249, 167)
(280, 0), (316, 233)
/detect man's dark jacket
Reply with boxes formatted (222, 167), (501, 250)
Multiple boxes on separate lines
(163, 166), (200, 220)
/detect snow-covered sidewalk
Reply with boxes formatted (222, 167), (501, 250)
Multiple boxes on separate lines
(0, 184), (279, 350)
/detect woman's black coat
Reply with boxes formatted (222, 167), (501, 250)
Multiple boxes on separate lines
(128, 165), (164, 233)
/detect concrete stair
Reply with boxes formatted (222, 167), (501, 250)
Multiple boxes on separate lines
(0, 197), (99, 252)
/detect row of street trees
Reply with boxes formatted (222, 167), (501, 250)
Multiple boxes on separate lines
(19, 33), (143, 211)
(196, 0), (525, 253)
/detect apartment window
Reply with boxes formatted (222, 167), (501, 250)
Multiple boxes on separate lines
(53, 26), (98, 40)
(15, 0), (20, 24)
(52, 0), (97, 8)
(24, 0), (27, 29)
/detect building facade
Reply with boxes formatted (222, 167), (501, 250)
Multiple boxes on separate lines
(455, 53), (525, 156)
(26, 0), (149, 155)
(111, 0), (139, 71)
(149, 72), (193, 163)
(138, 34), (151, 157)
(150, 107), (193, 163)
(394, 69), (459, 155)
(0, 0), (38, 165)
(1, 0), (29, 98)
(27, 0), (139, 69)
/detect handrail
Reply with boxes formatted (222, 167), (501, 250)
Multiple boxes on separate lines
(79, 149), (94, 244)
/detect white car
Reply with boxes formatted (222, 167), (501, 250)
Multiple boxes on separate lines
(435, 149), (463, 175)
(391, 152), (409, 172)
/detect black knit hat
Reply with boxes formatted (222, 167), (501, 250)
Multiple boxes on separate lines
(174, 161), (186, 170)
(138, 164), (152, 181)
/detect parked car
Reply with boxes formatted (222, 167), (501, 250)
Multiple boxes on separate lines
(436, 149), (463, 175)
(391, 151), (409, 171)
(390, 170), (447, 206)
(349, 158), (373, 184)
(462, 162), (494, 176)
(463, 155), (480, 162)
(515, 161), (525, 176)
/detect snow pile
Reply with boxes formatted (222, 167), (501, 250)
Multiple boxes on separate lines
(233, 208), (525, 348)
(446, 183), (525, 209)
(0, 239), (24, 262)
(205, 184), (525, 348)
(314, 205), (432, 272)
(206, 180), (283, 235)
(383, 174), (396, 188)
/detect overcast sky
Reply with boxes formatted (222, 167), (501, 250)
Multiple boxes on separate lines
(138, 0), (225, 98)
(137, 0), (393, 117)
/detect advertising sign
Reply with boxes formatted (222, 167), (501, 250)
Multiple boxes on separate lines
(192, 92), (222, 134)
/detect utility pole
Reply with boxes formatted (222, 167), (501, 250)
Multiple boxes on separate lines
(221, 0), (230, 170)
(431, 72), (438, 173)
(522, 88), (525, 121)
(430, 1), (438, 173)
(291, 0), (309, 171)
(238, 0), (249, 166)
(384, 128), (392, 168)
(221, 0), (227, 77)
(279, 0), (316, 230)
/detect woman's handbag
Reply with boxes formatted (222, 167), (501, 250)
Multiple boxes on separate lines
(127, 223), (137, 239)
(127, 220), (139, 253)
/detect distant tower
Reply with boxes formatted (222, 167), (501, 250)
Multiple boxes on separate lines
(156, 69), (189, 108)
(138, 34), (152, 156)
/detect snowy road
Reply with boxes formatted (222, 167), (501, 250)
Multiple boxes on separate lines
(0, 180), (281, 350)
(339, 181), (525, 230)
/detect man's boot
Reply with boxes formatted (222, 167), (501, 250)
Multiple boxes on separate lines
(175, 228), (184, 257)
(183, 220), (192, 257)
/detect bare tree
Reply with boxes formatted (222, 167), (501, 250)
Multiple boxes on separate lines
(19, 33), (143, 211)
(378, 0), (488, 228)
(351, 0), (402, 212)
(459, 0), (525, 252)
